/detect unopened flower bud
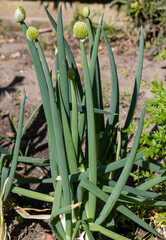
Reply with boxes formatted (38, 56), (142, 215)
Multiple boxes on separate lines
(82, 6), (90, 18)
(26, 26), (39, 41)
(14, 6), (26, 23)
(73, 21), (88, 40)
(67, 68), (76, 80)
(131, 1), (139, 9)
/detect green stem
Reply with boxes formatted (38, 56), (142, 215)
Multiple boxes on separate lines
(71, 79), (79, 157)
(3, 93), (26, 201)
(80, 40), (97, 221)
(35, 39), (72, 237)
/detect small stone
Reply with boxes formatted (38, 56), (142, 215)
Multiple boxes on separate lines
(11, 52), (21, 58)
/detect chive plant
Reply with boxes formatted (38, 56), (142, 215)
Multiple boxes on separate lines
(0, 5), (165, 240)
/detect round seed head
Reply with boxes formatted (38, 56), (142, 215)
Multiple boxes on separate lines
(67, 68), (76, 80)
(131, 1), (139, 8)
(14, 6), (26, 23)
(82, 6), (90, 18)
(73, 21), (88, 40)
(26, 26), (39, 41)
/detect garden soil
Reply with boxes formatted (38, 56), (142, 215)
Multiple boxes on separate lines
(0, 26), (165, 239)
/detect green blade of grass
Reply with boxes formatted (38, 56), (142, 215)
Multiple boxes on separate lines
(50, 181), (66, 240)
(35, 33), (72, 238)
(123, 28), (144, 130)
(50, 202), (82, 240)
(35, 37), (72, 196)
(82, 223), (95, 240)
(11, 186), (54, 202)
(100, 179), (165, 199)
(20, 22), (57, 161)
(88, 16), (104, 140)
(69, 151), (144, 183)
(57, 6), (70, 117)
(121, 29), (144, 156)
(44, 6), (83, 104)
(95, 104), (145, 225)
(90, 224), (130, 240)
(89, 15), (103, 87)
(77, 104), (116, 115)
(18, 156), (49, 166)
(57, 78), (78, 174)
(70, 78), (79, 157)
(71, 221), (82, 240)
(0, 167), (9, 196)
(48, 134), (58, 190)
(86, 16), (104, 134)
(3, 93), (26, 201)
(101, 25), (119, 127)
(99, 25), (119, 159)
(136, 173), (166, 191)
(101, 185), (166, 206)
(135, 158), (166, 174)
(9, 114), (17, 133)
(80, 40), (97, 221)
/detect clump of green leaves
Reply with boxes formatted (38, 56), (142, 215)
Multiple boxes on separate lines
(154, 48), (166, 60)
(140, 78), (166, 161)
(125, 76), (166, 163)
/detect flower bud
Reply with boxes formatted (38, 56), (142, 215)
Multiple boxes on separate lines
(67, 68), (76, 80)
(82, 6), (90, 18)
(73, 21), (88, 40)
(131, 1), (139, 9)
(26, 26), (39, 41)
(14, 6), (26, 23)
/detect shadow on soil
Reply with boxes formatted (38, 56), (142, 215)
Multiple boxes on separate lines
(0, 76), (24, 97)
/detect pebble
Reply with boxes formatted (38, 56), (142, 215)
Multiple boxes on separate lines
(11, 52), (21, 58)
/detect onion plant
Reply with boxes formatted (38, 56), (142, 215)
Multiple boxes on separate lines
(0, 5), (165, 240)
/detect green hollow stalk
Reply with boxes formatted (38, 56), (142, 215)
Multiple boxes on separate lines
(90, 224), (130, 240)
(35, 39), (72, 237)
(57, 77), (78, 174)
(44, 6), (83, 104)
(86, 16), (104, 157)
(50, 181), (66, 240)
(70, 78), (79, 157)
(11, 186), (54, 202)
(3, 93), (26, 201)
(21, 22), (58, 173)
(57, 6), (70, 118)
(80, 40), (97, 221)
(99, 25), (119, 160)
(78, 17), (103, 161)
(34, 39), (59, 189)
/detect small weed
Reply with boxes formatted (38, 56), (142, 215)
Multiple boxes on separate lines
(13, 100), (19, 105)
(122, 69), (128, 77)
(16, 89), (21, 94)
(140, 79), (147, 87)
(153, 48), (166, 60)
(13, 116), (19, 121)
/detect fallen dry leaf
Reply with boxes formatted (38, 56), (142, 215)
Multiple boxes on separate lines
(44, 233), (56, 240)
